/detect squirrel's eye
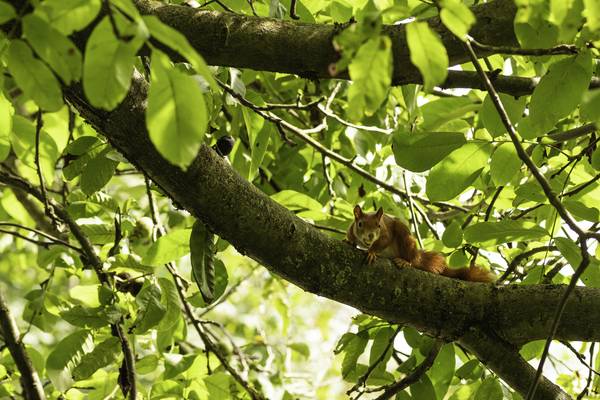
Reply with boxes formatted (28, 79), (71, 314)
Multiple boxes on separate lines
(358, 221), (363, 228)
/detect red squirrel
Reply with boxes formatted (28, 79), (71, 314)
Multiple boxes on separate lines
(346, 205), (495, 283)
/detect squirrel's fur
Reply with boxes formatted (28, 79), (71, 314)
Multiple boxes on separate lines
(346, 205), (495, 283)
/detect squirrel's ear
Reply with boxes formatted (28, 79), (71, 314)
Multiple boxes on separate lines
(353, 205), (362, 219)
(375, 207), (384, 221)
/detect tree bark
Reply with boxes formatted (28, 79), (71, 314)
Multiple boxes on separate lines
(134, 0), (518, 85)
(0, 287), (46, 400)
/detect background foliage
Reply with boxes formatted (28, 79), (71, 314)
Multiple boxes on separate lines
(0, 0), (599, 399)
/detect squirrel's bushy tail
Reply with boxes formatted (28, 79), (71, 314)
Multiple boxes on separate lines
(442, 266), (496, 283)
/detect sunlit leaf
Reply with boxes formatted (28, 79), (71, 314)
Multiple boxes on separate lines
(142, 229), (191, 266)
(406, 21), (448, 92)
(7, 40), (63, 112)
(464, 221), (549, 245)
(146, 50), (207, 167)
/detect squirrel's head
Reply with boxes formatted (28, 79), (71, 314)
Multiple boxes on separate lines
(353, 205), (384, 246)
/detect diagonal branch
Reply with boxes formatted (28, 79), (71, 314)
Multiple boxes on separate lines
(0, 286), (46, 400)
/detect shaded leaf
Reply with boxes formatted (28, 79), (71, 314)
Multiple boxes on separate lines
(190, 220), (216, 304)
(393, 131), (465, 172)
(73, 337), (121, 380)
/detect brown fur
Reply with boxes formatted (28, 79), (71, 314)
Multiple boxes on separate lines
(347, 205), (495, 283)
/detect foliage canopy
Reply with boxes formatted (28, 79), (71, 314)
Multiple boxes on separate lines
(0, 0), (599, 399)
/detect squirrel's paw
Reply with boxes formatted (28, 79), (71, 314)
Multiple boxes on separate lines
(367, 251), (377, 264)
(393, 258), (411, 268)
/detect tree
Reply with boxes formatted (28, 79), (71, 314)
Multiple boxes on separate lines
(0, 0), (598, 399)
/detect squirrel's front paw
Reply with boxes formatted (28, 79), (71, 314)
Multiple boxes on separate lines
(367, 251), (377, 264)
(393, 258), (411, 268)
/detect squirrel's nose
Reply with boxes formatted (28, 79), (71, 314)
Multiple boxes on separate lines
(368, 233), (373, 239)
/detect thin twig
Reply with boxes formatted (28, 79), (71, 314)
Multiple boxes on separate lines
(219, 80), (468, 213)
(560, 341), (600, 378)
(0, 287), (46, 400)
(498, 246), (558, 282)
(464, 39), (585, 238)
(526, 242), (590, 400)
(34, 110), (58, 230)
(347, 326), (401, 396)
(402, 173), (422, 248)
(463, 38), (593, 400)
(197, 266), (258, 317)
(577, 342), (596, 400)
(548, 123), (597, 143)
(0, 222), (82, 252)
(317, 104), (393, 134)
(373, 340), (442, 400)
(470, 37), (578, 56)
(143, 174), (264, 400)
(0, 171), (137, 399)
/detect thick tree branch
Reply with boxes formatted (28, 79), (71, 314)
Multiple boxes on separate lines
(0, 286), (46, 400)
(58, 74), (600, 348)
(133, 0), (518, 85)
(461, 329), (570, 400)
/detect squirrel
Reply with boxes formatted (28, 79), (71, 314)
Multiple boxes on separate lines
(345, 205), (496, 283)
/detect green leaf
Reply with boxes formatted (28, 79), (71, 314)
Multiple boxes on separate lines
(429, 344), (455, 399)
(190, 220), (216, 304)
(464, 220), (549, 245)
(83, 17), (145, 110)
(514, 1), (559, 48)
(142, 229), (191, 266)
(592, 148), (600, 170)
(455, 359), (482, 380)
(80, 150), (118, 195)
(490, 143), (522, 186)
(474, 377), (503, 400)
(525, 52), (593, 138)
(392, 131), (466, 172)
(72, 337), (121, 380)
(584, 0), (600, 32)
(204, 372), (231, 400)
(341, 332), (368, 379)
(347, 35), (392, 119)
(406, 21), (448, 92)
(0, 92), (13, 162)
(146, 50), (208, 168)
(143, 15), (217, 90)
(46, 329), (94, 391)
(426, 142), (491, 201)
(7, 40), (64, 112)
(581, 89), (600, 124)
(563, 199), (599, 222)
(271, 190), (323, 211)
(241, 105), (270, 181)
(164, 354), (197, 380)
(554, 237), (582, 267)
(60, 306), (110, 328)
(133, 283), (166, 334)
(38, 0), (102, 35)
(11, 115), (60, 184)
(410, 374), (437, 400)
(158, 277), (181, 331)
(439, 0), (475, 39)
(519, 339), (544, 361)
(0, 2), (15, 24)
(23, 14), (82, 84)
(369, 327), (394, 366)
(480, 93), (527, 137)
(65, 136), (101, 156)
(442, 220), (463, 248)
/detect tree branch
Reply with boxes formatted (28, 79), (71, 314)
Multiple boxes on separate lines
(460, 328), (570, 400)
(0, 286), (46, 400)
(58, 74), (600, 348)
